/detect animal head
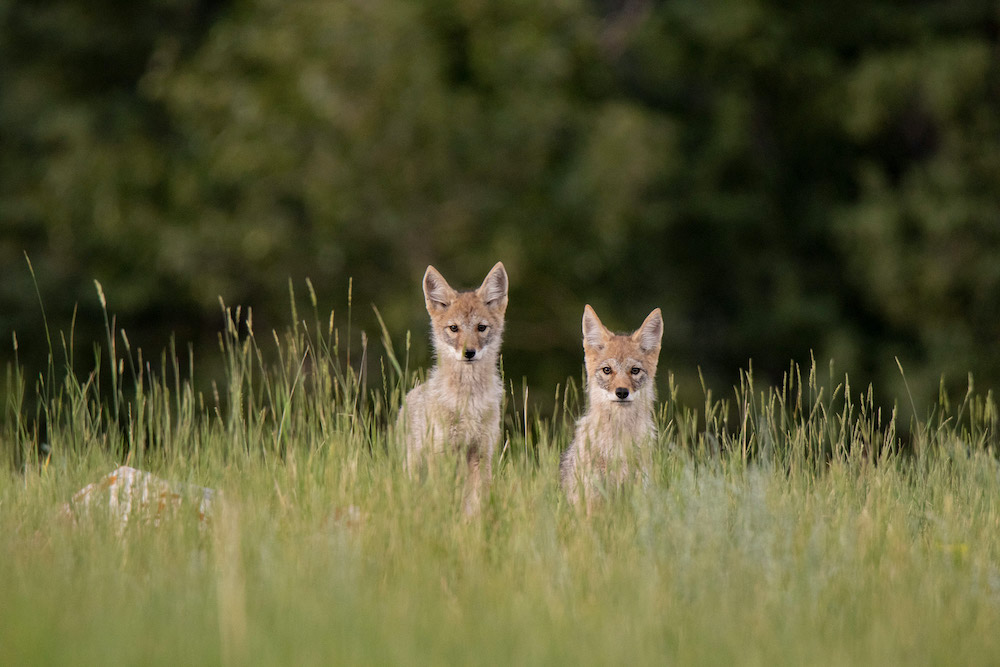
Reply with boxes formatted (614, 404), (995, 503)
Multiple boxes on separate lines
(423, 262), (508, 363)
(581, 304), (663, 405)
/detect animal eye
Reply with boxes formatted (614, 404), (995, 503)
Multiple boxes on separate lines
(448, 325), (459, 332)
(631, 367), (641, 375)
(477, 324), (487, 332)
(602, 366), (612, 375)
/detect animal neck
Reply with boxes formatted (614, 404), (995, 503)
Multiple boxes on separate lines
(585, 390), (656, 450)
(434, 352), (499, 388)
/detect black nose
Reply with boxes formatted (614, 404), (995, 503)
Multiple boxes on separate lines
(464, 348), (477, 360)
(615, 387), (629, 400)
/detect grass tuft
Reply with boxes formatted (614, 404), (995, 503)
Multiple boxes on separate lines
(2, 283), (1000, 665)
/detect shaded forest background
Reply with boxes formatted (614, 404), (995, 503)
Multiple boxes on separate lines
(2, 0), (999, 414)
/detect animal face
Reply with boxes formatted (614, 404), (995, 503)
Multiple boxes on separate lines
(423, 262), (508, 363)
(581, 305), (663, 406)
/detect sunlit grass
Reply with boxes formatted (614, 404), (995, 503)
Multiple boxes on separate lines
(2, 285), (1000, 665)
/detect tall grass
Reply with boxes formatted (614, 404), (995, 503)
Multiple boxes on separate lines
(2, 283), (1000, 665)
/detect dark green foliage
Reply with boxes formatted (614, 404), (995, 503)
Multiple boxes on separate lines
(2, 0), (998, 409)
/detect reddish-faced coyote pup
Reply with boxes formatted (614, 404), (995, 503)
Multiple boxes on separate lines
(399, 262), (508, 512)
(561, 304), (663, 506)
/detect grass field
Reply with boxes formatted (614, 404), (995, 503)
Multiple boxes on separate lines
(3, 292), (1000, 665)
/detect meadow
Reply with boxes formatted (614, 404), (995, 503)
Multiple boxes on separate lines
(3, 287), (1000, 665)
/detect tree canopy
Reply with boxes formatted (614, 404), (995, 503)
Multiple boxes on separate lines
(2, 0), (999, 408)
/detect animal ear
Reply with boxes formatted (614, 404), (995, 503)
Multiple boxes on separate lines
(423, 266), (456, 313)
(477, 261), (508, 312)
(582, 304), (610, 350)
(632, 308), (663, 354)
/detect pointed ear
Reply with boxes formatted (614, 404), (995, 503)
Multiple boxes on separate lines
(476, 261), (508, 312)
(423, 266), (456, 313)
(582, 304), (611, 350)
(632, 308), (663, 354)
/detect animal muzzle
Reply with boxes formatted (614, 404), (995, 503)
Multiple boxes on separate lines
(614, 387), (630, 400)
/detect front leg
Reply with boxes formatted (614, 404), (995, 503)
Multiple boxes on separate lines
(462, 445), (491, 516)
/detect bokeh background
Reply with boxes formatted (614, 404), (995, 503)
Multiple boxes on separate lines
(2, 0), (999, 414)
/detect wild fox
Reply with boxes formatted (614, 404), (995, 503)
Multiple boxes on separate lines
(398, 262), (509, 512)
(561, 304), (663, 506)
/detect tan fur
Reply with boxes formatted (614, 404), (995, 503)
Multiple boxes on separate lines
(561, 305), (663, 507)
(398, 262), (508, 513)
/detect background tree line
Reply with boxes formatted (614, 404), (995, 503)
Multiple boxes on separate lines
(2, 0), (999, 414)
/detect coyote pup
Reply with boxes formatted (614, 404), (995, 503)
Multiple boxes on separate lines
(561, 305), (663, 506)
(399, 262), (508, 511)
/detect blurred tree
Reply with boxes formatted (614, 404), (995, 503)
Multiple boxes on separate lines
(0, 0), (229, 364)
(2, 0), (999, 414)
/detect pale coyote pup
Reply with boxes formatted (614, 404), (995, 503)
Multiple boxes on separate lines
(399, 262), (508, 512)
(561, 305), (663, 506)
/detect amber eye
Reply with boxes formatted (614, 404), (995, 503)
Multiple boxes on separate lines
(477, 324), (487, 332)
(602, 366), (612, 375)
(631, 367), (641, 375)
(449, 325), (459, 332)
